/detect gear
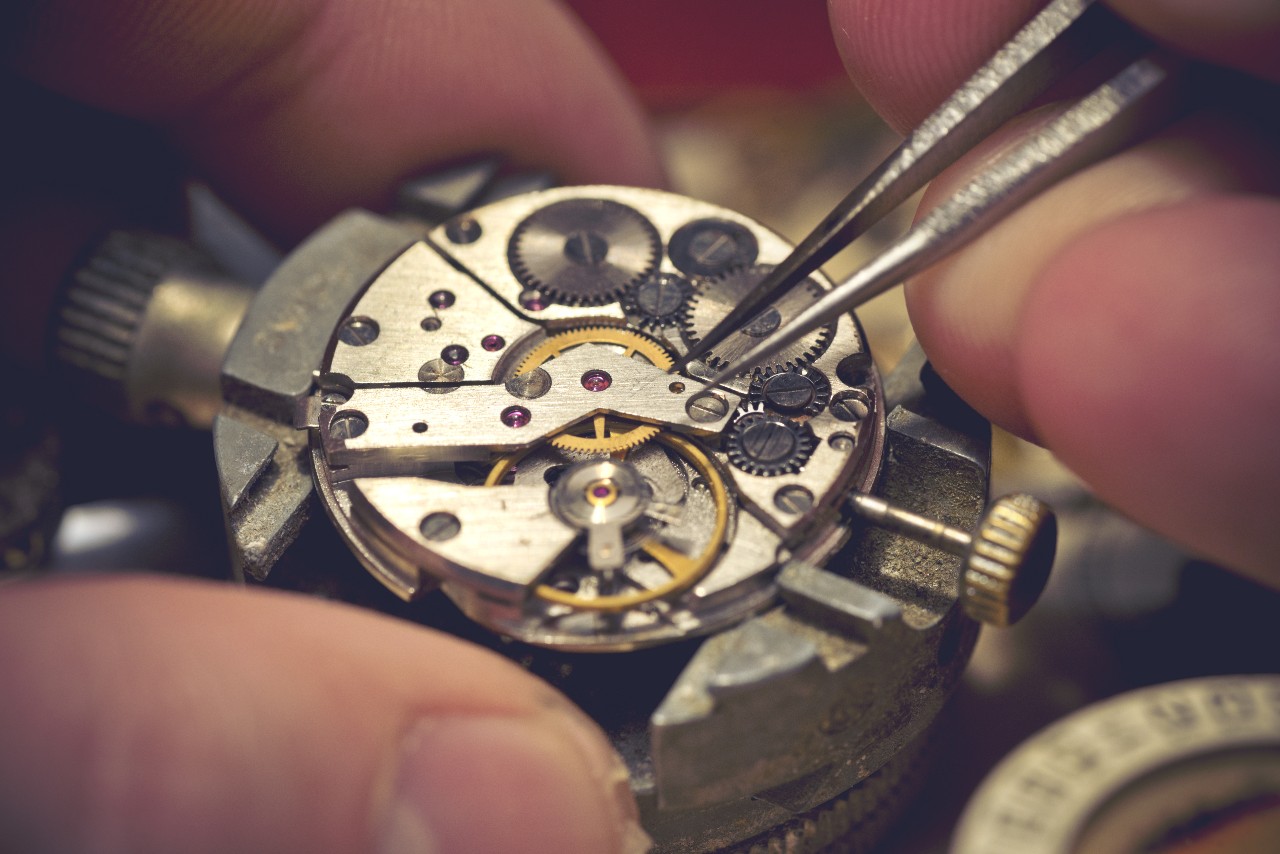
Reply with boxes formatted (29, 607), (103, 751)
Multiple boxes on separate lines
(682, 264), (835, 374)
(514, 326), (673, 453)
(507, 198), (660, 306)
(620, 272), (693, 330)
(549, 415), (659, 455)
(724, 403), (817, 477)
(748, 366), (832, 417)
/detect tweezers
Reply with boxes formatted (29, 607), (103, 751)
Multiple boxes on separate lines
(680, 0), (1183, 385)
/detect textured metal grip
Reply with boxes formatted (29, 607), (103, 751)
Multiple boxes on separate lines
(54, 230), (251, 428)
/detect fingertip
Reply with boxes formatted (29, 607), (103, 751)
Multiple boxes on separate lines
(827, 0), (1043, 132)
(384, 714), (646, 854)
(1015, 197), (1280, 585)
(903, 113), (1271, 442)
(13, 0), (664, 242)
(0, 576), (644, 853)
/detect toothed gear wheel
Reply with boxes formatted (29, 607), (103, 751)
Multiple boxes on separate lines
(621, 273), (693, 330)
(748, 366), (833, 417)
(514, 326), (673, 453)
(724, 403), (817, 477)
(548, 415), (659, 455)
(682, 264), (835, 374)
(514, 325), (673, 375)
(507, 198), (660, 306)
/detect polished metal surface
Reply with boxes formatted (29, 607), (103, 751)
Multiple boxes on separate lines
(306, 186), (888, 653)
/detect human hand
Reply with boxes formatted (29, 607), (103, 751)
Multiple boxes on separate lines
(828, 0), (1280, 586)
(2, 1), (659, 851)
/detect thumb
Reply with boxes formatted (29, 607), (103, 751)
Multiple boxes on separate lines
(0, 575), (648, 854)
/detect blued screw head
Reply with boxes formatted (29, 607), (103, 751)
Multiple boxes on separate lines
(761, 371), (816, 413)
(830, 391), (870, 422)
(739, 418), (798, 465)
(633, 274), (687, 317)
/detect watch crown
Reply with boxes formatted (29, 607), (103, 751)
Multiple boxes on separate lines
(961, 494), (1057, 627)
(54, 230), (251, 428)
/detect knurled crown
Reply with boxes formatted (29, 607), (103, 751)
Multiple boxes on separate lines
(961, 494), (1057, 627)
(53, 230), (250, 427)
(54, 232), (215, 410)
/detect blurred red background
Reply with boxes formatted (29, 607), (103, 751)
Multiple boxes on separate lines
(564, 0), (848, 107)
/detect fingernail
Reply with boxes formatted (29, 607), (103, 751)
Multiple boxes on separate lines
(380, 713), (651, 854)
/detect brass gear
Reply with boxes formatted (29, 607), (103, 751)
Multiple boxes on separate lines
(515, 325), (673, 374)
(549, 414), (659, 455)
(514, 326), (674, 454)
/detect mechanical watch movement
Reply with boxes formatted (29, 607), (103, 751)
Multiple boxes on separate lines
(55, 167), (1057, 853)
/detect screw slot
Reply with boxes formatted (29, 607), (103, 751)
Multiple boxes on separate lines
(774, 485), (814, 514)
(329, 410), (369, 440)
(830, 390), (871, 422)
(419, 512), (461, 541)
(338, 317), (380, 347)
(686, 392), (729, 422)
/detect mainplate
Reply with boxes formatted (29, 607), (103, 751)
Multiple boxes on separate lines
(311, 186), (885, 650)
